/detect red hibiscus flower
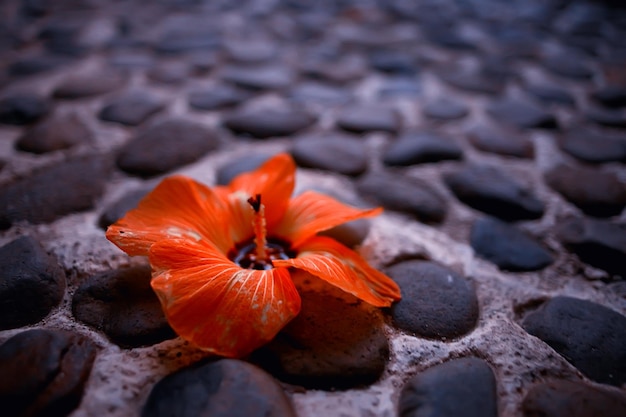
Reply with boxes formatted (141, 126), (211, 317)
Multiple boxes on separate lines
(106, 153), (401, 357)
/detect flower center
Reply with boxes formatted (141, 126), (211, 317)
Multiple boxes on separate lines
(228, 194), (296, 270)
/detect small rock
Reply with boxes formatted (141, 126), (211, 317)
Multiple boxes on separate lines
(466, 124), (534, 158)
(98, 187), (151, 229)
(252, 291), (389, 390)
(72, 265), (175, 348)
(52, 70), (126, 99)
(525, 83), (576, 106)
(223, 108), (315, 139)
(591, 86), (626, 108)
(336, 105), (400, 134)
(142, 359), (296, 417)
(0, 155), (111, 229)
(559, 127), (626, 163)
(522, 296), (626, 386)
(8, 54), (69, 77)
(556, 217), (626, 277)
(368, 50), (418, 75)
(99, 90), (165, 126)
(290, 133), (368, 176)
(586, 106), (626, 128)
(399, 357), (498, 417)
(542, 51), (594, 80)
(289, 82), (353, 105)
(544, 164), (626, 217)
(388, 261), (479, 339)
(522, 379), (626, 417)
(319, 219), (371, 248)
(378, 77), (422, 97)
(487, 97), (557, 129)
(302, 55), (367, 84)
(15, 112), (91, 154)
(116, 118), (220, 177)
(154, 27), (219, 54)
(383, 131), (463, 166)
(221, 65), (295, 91)
(147, 61), (189, 85)
(422, 97), (469, 121)
(357, 172), (447, 223)
(0, 93), (50, 125)
(215, 154), (272, 185)
(440, 68), (505, 95)
(470, 217), (553, 271)
(0, 329), (97, 417)
(423, 26), (477, 51)
(0, 236), (66, 330)
(188, 85), (250, 111)
(444, 164), (545, 221)
(223, 38), (277, 63)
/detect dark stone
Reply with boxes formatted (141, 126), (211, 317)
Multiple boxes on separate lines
(440, 68), (505, 95)
(8, 55), (69, 77)
(302, 55), (367, 84)
(154, 27), (219, 54)
(221, 65), (295, 91)
(444, 165), (545, 221)
(116, 118), (220, 177)
(336, 105), (400, 134)
(522, 296), (626, 386)
(544, 164), (626, 217)
(0, 93), (50, 125)
(556, 216), (626, 276)
(378, 77), (422, 97)
(422, 98), (469, 121)
(223, 108), (315, 139)
(188, 85), (250, 111)
(522, 380), (626, 417)
(52, 70), (126, 99)
(72, 265), (175, 348)
(542, 51), (594, 80)
(289, 82), (352, 105)
(470, 217), (553, 271)
(591, 86), (626, 108)
(357, 172), (447, 223)
(0, 329), (97, 417)
(0, 236), (65, 330)
(383, 131), (463, 166)
(369, 50), (418, 75)
(98, 187), (151, 230)
(487, 97), (557, 129)
(586, 106), (626, 128)
(388, 261), (479, 339)
(466, 124), (534, 158)
(252, 291), (389, 390)
(147, 61), (189, 85)
(423, 26), (477, 51)
(215, 154), (272, 185)
(99, 91), (165, 126)
(0, 155), (111, 229)
(16, 112), (92, 154)
(142, 359), (296, 417)
(525, 83), (576, 106)
(399, 357), (498, 417)
(290, 133), (368, 176)
(559, 127), (626, 163)
(223, 39), (277, 63)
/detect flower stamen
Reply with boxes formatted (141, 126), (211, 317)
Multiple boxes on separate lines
(247, 194), (267, 261)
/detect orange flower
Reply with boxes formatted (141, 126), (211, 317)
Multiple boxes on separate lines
(106, 153), (401, 357)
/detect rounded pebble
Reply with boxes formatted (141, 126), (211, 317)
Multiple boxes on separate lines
(291, 133), (368, 176)
(522, 296), (626, 386)
(383, 131), (463, 166)
(387, 260), (479, 339)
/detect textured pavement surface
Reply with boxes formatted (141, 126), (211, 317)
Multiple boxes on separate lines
(0, 0), (626, 416)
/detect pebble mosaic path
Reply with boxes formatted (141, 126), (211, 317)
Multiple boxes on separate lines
(0, 0), (625, 416)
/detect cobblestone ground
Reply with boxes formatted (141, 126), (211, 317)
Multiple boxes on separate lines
(1, 0), (625, 416)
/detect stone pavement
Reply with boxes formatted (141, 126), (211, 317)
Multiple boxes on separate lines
(0, 0), (625, 416)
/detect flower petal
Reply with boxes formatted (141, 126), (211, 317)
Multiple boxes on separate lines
(106, 176), (232, 256)
(273, 236), (401, 307)
(149, 238), (301, 358)
(273, 191), (382, 247)
(217, 153), (296, 232)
